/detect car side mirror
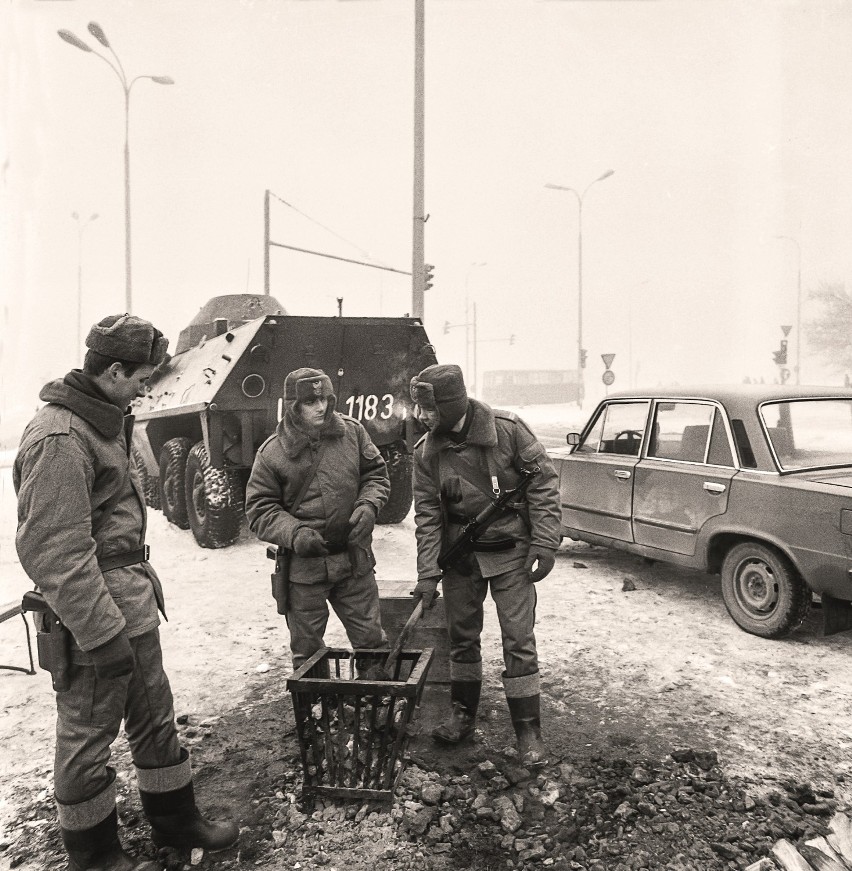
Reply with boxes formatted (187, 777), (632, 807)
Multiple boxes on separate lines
(566, 432), (580, 447)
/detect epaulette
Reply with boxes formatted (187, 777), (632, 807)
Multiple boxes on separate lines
(256, 432), (278, 453)
(493, 408), (519, 423)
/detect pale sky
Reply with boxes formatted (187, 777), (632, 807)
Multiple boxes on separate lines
(3, 0), (852, 422)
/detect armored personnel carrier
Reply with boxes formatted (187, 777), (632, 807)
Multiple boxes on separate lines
(131, 294), (437, 548)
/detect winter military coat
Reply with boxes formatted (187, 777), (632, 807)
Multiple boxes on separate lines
(245, 409), (390, 583)
(412, 398), (562, 581)
(13, 374), (164, 652)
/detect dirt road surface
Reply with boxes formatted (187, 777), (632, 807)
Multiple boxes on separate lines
(2, 454), (852, 870)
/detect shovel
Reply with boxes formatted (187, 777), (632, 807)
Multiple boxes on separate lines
(361, 599), (425, 681)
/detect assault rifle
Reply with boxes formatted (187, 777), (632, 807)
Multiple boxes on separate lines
(438, 466), (538, 573)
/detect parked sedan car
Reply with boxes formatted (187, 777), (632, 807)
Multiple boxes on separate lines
(549, 385), (852, 638)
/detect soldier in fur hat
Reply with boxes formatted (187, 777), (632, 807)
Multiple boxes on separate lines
(245, 367), (390, 669)
(409, 363), (562, 767)
(14, 314), (238, 871)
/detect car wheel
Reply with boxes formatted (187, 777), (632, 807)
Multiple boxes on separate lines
(184, 441), (244, 548)
(720, 541), (811, 638)
(159, 437), (194, 530)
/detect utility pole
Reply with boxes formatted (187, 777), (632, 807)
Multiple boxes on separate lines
(411, 0), (426, 321)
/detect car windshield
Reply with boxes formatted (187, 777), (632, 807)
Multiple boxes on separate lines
(760, 399), (852, 470)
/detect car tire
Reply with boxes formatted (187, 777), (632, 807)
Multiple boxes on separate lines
(376, 442), (413, 525)
(720, 541), (811, 638)
(184, 441), (244, 549)
(159, 437), (194, 530)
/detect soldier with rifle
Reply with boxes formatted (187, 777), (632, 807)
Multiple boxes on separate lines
(14, 315), (238, 871)
(410, 364), (562, 767)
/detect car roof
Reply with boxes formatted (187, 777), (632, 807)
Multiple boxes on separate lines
(604, 383), (852, 414)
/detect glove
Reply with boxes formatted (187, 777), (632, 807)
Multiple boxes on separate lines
(292, 527), (330, 557)
(89, 631), (134, 679)
(524, 547), (556, 583)
(411, 577), (441, 609)
(347, 504), (377, 544)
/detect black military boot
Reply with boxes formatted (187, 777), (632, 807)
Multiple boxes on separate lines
(62, 808), (160, 871)
(507, 694), (549, 767)
(431, 680), (481, 744)
(139, 781), (238, 852)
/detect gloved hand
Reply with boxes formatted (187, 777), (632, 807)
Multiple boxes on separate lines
(292, 527), (330, 557)
(347, 504), (377, 544)
(89, 631), (134, 680)
(524, 547), (556, 583)
(411, 576), (441, 609)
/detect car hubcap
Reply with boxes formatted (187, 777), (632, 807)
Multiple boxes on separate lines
(735, 559), (778, 617)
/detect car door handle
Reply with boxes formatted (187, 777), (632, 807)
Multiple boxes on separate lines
(703, 482), (726, 494)
(613, 470), (631, 480)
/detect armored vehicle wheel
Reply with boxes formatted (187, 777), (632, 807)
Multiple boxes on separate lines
(184, 441), (244, 549)
(377, 442), (413, 525)
(159, 437), (193, 530)
(131, 446), (161, 510)
(720, 541), (811, 638)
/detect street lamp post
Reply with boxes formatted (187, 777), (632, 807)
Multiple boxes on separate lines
(773, 235), (803, 385)
(72, 211), (99, 362)
(58, 23), (173, 314)
(545, 169), (614, 407)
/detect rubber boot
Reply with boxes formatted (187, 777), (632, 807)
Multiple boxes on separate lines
(431, 680), (481, 744)
(507, 694), (548, 768)
(62, 808), (160, 871)
(139, 781), (238, 852)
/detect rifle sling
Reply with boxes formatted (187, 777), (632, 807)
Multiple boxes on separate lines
(289, 440), (329, 519)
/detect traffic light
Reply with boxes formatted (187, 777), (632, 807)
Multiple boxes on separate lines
(443, 320), (450, 334)
(772, 339), (788, 366)
(580, 348), (588, 369)
(424, 263), (435, 291)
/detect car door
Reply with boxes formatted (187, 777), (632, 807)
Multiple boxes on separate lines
(560, 400), (650, 542)
(632, 400), (737, 556)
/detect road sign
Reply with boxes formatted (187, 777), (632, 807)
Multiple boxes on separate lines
(601, 353), (616, 369)
(602, 370), (615, 386)
(781, 325), (792, 337)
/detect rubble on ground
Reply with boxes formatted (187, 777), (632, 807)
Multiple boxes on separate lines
(2, 705), (848, 871)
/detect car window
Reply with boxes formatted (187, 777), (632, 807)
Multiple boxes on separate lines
(648, 402), (715, 463)
(761, 399), (852, 470)
(576, 401), (649, 456)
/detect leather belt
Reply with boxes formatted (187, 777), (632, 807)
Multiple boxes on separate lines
(446, 512), (469, 525)
(99, 545), (150, 572)
(324, 543), (349, 556)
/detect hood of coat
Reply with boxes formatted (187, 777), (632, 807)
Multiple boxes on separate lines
(39, 371), (126, 439)
(276, 407), (348, 458)
(420, 398), (498, 461)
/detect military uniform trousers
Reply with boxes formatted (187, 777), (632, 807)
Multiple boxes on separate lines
(442, 561), (539, 690)
(287, 569), (387, 669)
(54, 629), (184, 828)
